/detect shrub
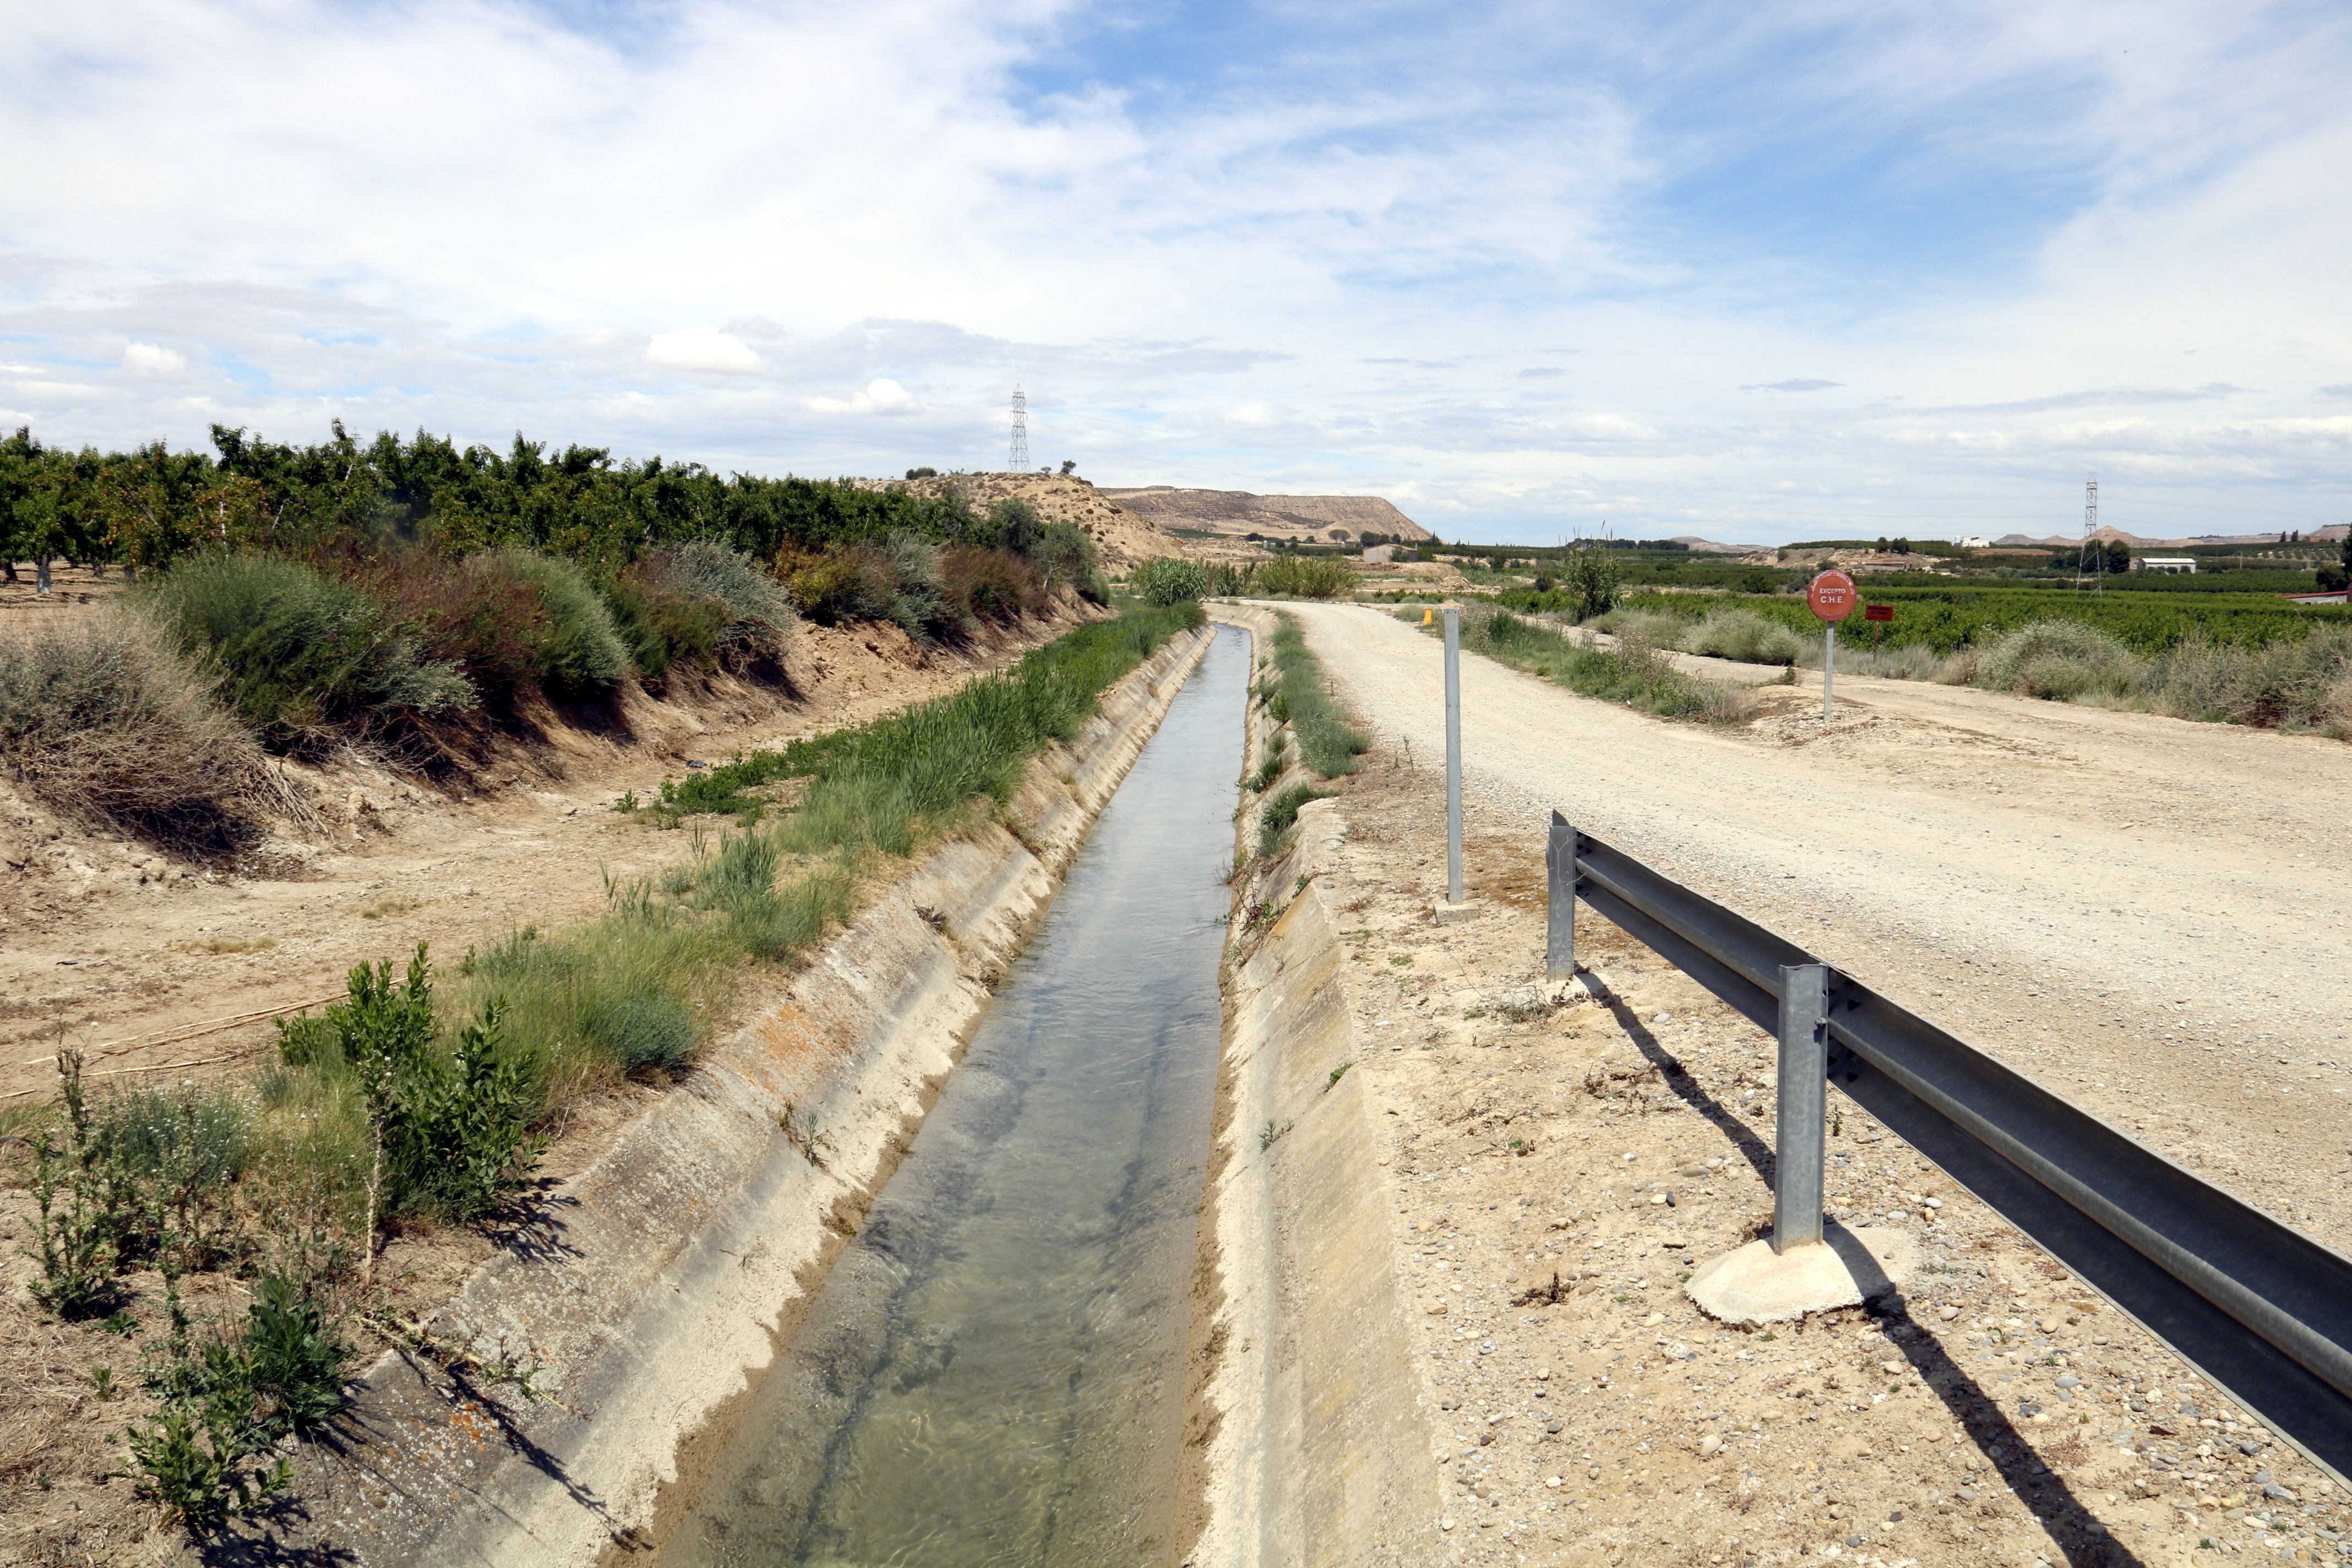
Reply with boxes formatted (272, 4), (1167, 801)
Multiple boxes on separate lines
(776, 533), (950, 639)
(1131, 556), (1210, 606)
(1685, 609), (1803, 665)
(362, 546), (636, 709)
(1561, 536), (1624, 619)
(1030, 520), (1107, 603)
(144, 554), (473, 752)
(1977, 620), (2143, 699)
(605, 567), (727, 684)
(89, 1081), (253, 1269)
(1587, 607), (1689, 649)
(127, 1267), (346, 1532)
(2147, 625), (2352, 729)
(941, 546), (1041, 624)
(650, 538), (797, 652)
(280, 948), (543, 1225)
(878, 532), (947, 638)
(0, 606), (292, 850)
(479, 548), (631, 693)
(1253, 555), (1354, 599)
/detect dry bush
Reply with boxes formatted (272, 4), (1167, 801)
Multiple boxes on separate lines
(0, 606), (305, 852)
(1977, 621), (2144, 700)
(1587, 607), (1690, 649)
(2146, 625), (2352, 731)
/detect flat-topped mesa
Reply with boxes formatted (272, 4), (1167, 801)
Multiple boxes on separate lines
(1099, 486), (1434, 543)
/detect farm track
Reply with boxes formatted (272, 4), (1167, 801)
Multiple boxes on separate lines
(1277, 601), (2352, 1249)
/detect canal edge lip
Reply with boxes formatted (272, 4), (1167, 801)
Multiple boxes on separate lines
(1183, 603), (1438, 1564)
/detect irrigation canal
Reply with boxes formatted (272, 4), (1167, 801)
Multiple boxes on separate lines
(658, 624), (1248, 1566)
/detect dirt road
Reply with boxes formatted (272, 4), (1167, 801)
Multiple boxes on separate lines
(1275, 601), (2352, 1248)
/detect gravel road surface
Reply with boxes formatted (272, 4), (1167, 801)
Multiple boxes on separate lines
(1275, 600), (2352, 1248)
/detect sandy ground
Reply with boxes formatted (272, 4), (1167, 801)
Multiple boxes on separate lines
(1300, 735), (2349, 1567)
(1271, 601), (2352, 1254)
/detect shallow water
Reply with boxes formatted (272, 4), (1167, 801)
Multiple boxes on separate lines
(660, 624), (1246, 1568)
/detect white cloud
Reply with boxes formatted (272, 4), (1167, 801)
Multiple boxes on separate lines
(0, 1), (2345, 537)
(800, 378), (921, 416)
(645, 330), (761, 373)
(122, 341), (187, 379)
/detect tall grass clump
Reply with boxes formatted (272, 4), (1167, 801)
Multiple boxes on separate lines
(2145, 624), (2352, 732)
(1455, 607), (1743, 722)
(0, 606), (298, 850)
(1586, 607), (1690, 648)
(1253, 555), (1354, 599)
(655, 602), (1206, 827)
(1131, 556), (1210, 606)
(1976, 620), (2145, 701)
(1258, 781), (1331, 856)
(459, 915), (733, 1102)
(1266, 613), (1370, 776)
(778, 602), (1205, 854)
(144, 554), (474, 752)
(1685, 608), (1803, 665)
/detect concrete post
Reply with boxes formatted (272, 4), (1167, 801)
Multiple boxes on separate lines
(1772, 963), (1831, 1254)
(1443, 605), (1463, 905)
(1545, 811), (1576, 981)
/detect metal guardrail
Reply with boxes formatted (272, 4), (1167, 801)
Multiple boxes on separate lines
(1544, 812), (2352, 1485)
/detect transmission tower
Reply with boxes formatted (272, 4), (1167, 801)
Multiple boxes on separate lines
(2077, 473), (2101, 595)
(1007, 384), (1028, 472)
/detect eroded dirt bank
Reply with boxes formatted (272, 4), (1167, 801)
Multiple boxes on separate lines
(1187, 607), (2348, 1567)
(1, 606), (1084, 1111)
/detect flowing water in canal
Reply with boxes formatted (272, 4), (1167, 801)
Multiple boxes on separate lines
(661, 625), (1246, 1568)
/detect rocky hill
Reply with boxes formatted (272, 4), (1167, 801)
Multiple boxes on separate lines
(850, 472), (1188, 565)
(1097, 487), (1433, 543)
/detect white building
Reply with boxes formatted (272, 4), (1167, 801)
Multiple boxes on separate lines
(2134, 557), (2197, 575)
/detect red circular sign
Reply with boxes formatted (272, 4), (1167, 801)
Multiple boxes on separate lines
(1807, 570), (1859, 622)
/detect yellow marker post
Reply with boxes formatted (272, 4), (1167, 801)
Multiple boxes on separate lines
(1421, 607), (1434, 627)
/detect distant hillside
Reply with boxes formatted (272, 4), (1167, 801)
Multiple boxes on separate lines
(1990, 526), (2337, 550)
(1099, 486), (1434, 542)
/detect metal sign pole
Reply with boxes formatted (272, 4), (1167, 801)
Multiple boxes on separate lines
(1443, 606), (1463, 904)
(1773, 962), (1831, 1254)
(1823, 623), (1836, 724)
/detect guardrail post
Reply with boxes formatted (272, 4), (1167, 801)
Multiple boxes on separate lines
(1443, 605), (1463, 905)
(1545, 811), (1576, 981)
(1772, 963), (1831, 1254)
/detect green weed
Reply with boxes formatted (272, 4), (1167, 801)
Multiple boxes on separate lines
(1259, 782), (1332, 856)
(1266, 613), (1369, 775)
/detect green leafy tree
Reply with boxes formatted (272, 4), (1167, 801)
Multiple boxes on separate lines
(1562, 533), (1624, 620)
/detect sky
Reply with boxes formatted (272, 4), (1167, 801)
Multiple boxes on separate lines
(3, 0), (2350, 544)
